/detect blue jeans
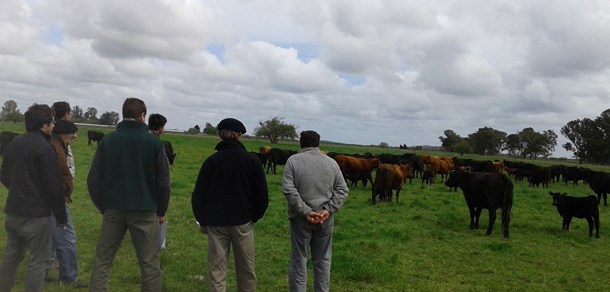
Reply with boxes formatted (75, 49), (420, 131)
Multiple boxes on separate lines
(289, 216), (334, 292)
(51, 206), (79, 282)
(0, 214), (53, 292)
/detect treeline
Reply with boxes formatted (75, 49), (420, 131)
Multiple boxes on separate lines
(0, 100), (119, 126)
(439, 108), (610, 164)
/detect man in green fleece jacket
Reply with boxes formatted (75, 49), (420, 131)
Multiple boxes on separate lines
(282, 130), (349, 292)
(87, 97), (170, 292)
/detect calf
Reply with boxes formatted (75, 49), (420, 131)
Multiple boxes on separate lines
(549, 192), (599, 238)
(162, 140), (176, 165)
(87, 130), (105, 146)
(445, 171), (513, 238)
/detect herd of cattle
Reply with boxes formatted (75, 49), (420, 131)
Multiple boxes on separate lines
(255, 146), (609, 239)
(0, 129), (607, 239)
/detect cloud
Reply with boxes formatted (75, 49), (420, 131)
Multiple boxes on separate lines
(3, 0), (610, 158)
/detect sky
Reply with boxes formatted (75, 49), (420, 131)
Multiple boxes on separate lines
(3, 0), (610, 158)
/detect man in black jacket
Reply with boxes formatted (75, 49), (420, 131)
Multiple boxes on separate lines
(0, 104), (67, 291)
(192, 118), (269, 292)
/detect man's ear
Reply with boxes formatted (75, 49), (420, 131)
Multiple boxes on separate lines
(139, 113), (146, 122)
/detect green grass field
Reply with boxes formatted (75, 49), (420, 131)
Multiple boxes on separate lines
(1, 122), (610, 291)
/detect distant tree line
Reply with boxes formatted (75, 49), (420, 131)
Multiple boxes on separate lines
(0, 99), (120, 126)
(438, 108), (610, 164)
(190, 117), (298, 145)
(439, 127), (557, 159)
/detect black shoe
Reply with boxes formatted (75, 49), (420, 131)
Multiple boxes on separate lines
(59, 279), (88, 288)
(44, 275), (57, 283)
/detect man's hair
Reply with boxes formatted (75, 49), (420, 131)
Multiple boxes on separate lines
(300, 130), (320, 148)
(148, 113), (167, 131)
(122, 97), (146, 119)
(25, 104), (54, 132)
(52, 101), (71, 119)
(219, 129), (240, 141)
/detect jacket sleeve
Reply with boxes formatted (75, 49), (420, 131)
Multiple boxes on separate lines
(282, 159), (313, 218)
(191, 162), (207, 226)
(42, 145), (68, 224)
(321, 163), (349, 215)
(155, 148), (171, 217)
(251, 158), (269, 223)
(87, 147), (105, 214)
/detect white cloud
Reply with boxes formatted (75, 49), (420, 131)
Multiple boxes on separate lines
(3, 0), (610, 158)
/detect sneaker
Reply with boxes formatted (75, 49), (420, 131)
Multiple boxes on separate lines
(59, 279), (88, 288)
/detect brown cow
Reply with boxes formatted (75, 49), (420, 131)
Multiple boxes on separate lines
(258, 146), (272, 168)
(334, 155), (380, 188)
(431, 157), (453, 182)
(371, 163), (413, 204)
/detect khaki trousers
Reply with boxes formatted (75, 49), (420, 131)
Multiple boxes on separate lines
(207, 222), (256, 292)
(89, 210), (162, 292)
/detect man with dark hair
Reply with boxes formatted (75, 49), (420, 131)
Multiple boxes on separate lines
(52, 101), (72, 121)
(87, 97), (170, 291)
(192, 117), (269, 292)
(148, 113), (167, 137)
(283, 130), (349, 292)
(0, 104), (67, 292)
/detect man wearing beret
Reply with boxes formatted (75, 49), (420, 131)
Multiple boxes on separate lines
(0, 104), (67, 292)
(192, 117), (269, 292)
(47, 119), (88, 288)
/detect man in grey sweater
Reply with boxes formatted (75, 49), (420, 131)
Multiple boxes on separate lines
(282, 130), (349, 292)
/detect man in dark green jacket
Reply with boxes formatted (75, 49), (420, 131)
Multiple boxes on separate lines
(87, 97), (170, 292)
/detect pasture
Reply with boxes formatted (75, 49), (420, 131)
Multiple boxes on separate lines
(1, 122), (610, 291)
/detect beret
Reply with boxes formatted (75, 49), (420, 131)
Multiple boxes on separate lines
(217, 118), (246, 134)
(53, 120), (78, 134)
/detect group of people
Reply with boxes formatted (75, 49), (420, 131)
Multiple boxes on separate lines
(0, 97), (349, 292)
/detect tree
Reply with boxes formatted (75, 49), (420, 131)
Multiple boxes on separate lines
(0, 100), (23, 123)
(84, 107), (98, 121)
(439, 130), (463, 152)
(72, 105), (84, 120)
(254, 117), (297, 144)
(502, 133), (522, 157)
(203, 122), (217, 135)
(560, 110), (610, 164)
(99, 111), (120, 125)
(517, 127), (556, 159)
(379, 142), (389, 148)
(466, 127), (506, 155)
(452, 140), (473, 155)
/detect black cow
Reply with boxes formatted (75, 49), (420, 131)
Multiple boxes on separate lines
(445, 171), (513, 238)
(584, 170), (610, 206)
(529, 167), (550, 188)
(162, 140), (176, 165)
(266, 148), (296, 174)
(87, 130), (105, 146)
(549, 192), (599, 238)
(0, 131), (20, 155)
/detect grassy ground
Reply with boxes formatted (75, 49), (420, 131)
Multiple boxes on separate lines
(1, 122), (610, 291)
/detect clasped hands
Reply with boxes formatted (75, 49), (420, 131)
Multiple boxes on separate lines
(306, 209), (330, 224)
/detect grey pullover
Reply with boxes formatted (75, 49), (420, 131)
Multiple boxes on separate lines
(282, 147), (349, 219)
